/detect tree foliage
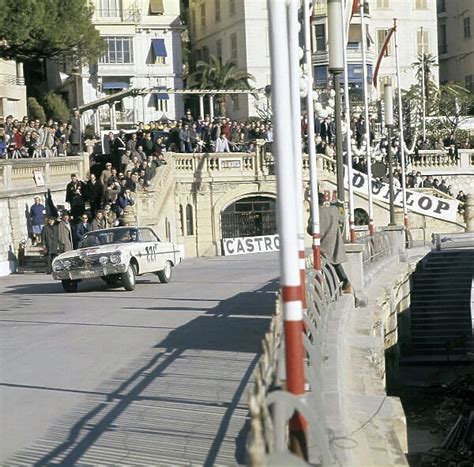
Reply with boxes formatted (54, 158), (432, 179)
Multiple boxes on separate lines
(412, 53), (438, 116)
(187, 55), (255, 116)
(27, 97), (46, 123)
(42, 92), (70, 123)
(0, 0), (104, 62)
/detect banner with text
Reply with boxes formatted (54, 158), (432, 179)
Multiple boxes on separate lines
(222, 234), (280, 256)
(345, 170), (459, 222)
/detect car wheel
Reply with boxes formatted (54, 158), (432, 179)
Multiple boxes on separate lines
(122, 263), (137, 291)
(62, 279), (78, 293)
(101, 274), (120, 287)
(157, 261), (173, 283)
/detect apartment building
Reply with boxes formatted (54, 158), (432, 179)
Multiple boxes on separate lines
(313, 0), (439, 98)
(48, 0), (184, 126)
(188, 0), (271, 119)
(0, 60), (27, 118)
(437, 0), (474, 91)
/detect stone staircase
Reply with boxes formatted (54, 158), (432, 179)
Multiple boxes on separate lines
(17, 243), (47, 274)
(409, 250), (474, 359)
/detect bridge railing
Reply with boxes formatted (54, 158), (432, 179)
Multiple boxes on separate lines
(247, 263), (343, 466)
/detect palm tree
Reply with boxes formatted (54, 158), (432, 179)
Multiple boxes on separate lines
(187, 55), (255, 116)
(413, 53), (438, 115)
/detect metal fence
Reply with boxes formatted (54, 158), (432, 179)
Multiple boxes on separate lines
(357, 231), (392, 265)
(247, 263), (343, 465)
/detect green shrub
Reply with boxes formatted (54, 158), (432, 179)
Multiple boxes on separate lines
(27, 97), (46, 123)
(42, 92), (70, 123)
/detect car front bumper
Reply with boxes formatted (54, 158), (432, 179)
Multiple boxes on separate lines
(52, 263), (127, 281)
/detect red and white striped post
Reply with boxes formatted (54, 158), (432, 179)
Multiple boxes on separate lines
(268, 0), (307, 458)
(288, 0), (307, 308)
(342, 0), (357, 243)
(304, 0), (322, 270)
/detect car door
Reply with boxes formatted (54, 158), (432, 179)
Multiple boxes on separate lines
(140, 228), (163, 272)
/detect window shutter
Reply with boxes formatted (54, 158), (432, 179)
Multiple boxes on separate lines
(150, 0), (164, 15)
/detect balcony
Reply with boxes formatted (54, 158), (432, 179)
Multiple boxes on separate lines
(93, 7), (141, 24)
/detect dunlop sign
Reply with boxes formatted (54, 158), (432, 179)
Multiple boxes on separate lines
(346, 170), (459, 222)
(222, 234), (280, 256)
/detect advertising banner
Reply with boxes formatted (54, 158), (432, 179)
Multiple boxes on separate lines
(222, 235), (280, 256)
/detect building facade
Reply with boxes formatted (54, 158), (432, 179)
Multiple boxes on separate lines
(0, 60), (27, 118)
(313, 0), (439, 98)
(188, 0), (271, 119)
(48, 0), (184, 127)
(437, 0), (474, 91)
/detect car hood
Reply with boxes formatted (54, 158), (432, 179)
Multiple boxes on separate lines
(55, 244), (128, 261)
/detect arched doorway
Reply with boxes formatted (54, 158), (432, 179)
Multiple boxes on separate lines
(221, 196), (277, 238)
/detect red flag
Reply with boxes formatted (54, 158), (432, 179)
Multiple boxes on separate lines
(373, 26), (396, 88)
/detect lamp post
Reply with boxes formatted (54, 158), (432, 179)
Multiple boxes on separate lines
(327, 0), (345, 209)
(384, 83), (396, 225)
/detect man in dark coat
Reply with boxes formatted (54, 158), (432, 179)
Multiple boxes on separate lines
(74, 214), (92, 248)
(68, 110), (82, 154)
(42, 216), (60, 274)
(65, 173), (86, 221)
(85, 173), (104, 217)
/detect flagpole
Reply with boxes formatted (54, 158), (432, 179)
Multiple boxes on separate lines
(288, 0), (307, 309)
(267, 0), (307, 458)
(304, 0), (322, 268)
(420, 26), (426, 143)
(394, 19), (408, 227)
(360, 2), (375, 237)
(341, 0), (356, 243)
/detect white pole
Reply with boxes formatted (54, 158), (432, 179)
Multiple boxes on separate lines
(209, 95), (214, 121)
(304, 0), (322, 269)
(420, 26), (426, 143)
(394, 20), (408, 227)
(288, 0), (306, 308)
(360, 2), (375, 236)
(341, 0), (356, 243)
(267, 0), (305, 411)
(199, 94), (204, 118)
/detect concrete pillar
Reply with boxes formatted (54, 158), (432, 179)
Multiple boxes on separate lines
(141, 94), (146, 123)
(464, 194), (474, 232)
(93, 109), (100, 134)
(209, 95), (214, 121)
(199, 94), (204, 119)
(16, 62), (25, 85)
(1, 97), (8, 116)
(109, 104), (116, 130)
(133, 96), (138, 124)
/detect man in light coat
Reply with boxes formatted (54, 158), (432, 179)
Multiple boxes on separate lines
(58, 212), (74, 253)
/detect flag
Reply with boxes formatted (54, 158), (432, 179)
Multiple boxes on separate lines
(373, 26), (396, 88)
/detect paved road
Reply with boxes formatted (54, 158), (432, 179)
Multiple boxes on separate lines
(0, 253), (279, 465)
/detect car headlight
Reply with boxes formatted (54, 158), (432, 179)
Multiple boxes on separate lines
(99, 256), (109, 265)
(63, 260), (71, 269)
(53, 261), (63, 272)
(109, 253), (121, 264)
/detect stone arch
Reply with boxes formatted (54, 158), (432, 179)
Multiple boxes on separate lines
(211, 184), (277, 242)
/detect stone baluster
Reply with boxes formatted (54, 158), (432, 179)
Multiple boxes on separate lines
(464, 194), (474, 232)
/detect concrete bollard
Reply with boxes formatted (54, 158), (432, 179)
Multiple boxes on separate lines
(464, 194), (474, 232)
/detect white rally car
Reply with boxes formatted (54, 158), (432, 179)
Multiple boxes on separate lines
(52, 227), (184, 292)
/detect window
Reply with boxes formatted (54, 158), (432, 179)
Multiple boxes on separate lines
(215, 0), (221, 21)
(232, 95), (240, 110)
(415, 0), (427, 9)
(376, 29), (392, 56)
(151, 38), (167, 64)
(186, 204), (194, 235)
(179, 205), (185, 235)
(376, 0), (389, 8)
(315, 24), (326, 52)
(141, 228), (158, 242)
(466, 75), (473, 92)
(347, 24), (361, 50)
(200, 3), (206, 29)
(216, 39), (222, 61)
(97, 0), (120, 17)
(155, 94), (169, 112)
(416, 29), (429, 55)
(149, 0), (164, 15)
(101, 37), (133, 63)
(229, 0), (236, 16)
(437, 0), (446, 13)
(464, 17), (471, 38)
(230, 33), (237, 61)
(438, 24), (447, 54)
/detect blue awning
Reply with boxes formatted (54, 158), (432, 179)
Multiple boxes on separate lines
(152, 38), (167, 57)
(156, 93), (169, 100)
(102, 81), (129, 90)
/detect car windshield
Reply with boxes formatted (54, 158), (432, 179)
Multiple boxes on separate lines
(79, 228), (140, 248)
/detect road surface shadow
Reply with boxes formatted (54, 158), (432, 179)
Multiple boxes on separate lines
(6, 278), (279, 466)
